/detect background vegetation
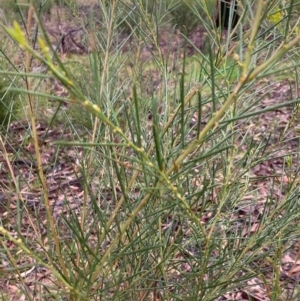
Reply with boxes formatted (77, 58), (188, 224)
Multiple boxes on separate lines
(1, 0), (300, 300)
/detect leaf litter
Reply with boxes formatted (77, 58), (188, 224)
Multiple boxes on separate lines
(1, 6), (300, 301)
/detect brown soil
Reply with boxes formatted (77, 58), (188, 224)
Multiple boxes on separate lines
(1, 4), (300, 301)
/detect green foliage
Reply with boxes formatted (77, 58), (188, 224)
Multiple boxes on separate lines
(168, 0), (201, 33)
(167, 0), (217, 33)
(0, 77), (19, 126)
(116, 0), (161, 34)
(0, 0), (76, 21)
(1, 0), (300, 300)
(1, 0), (51, 14)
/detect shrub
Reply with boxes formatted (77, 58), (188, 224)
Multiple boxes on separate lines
(0, 0), (76, 22)
(168, 0), (217, 33)
(1, 1), (300, 300)
(0, 76), (19, 126)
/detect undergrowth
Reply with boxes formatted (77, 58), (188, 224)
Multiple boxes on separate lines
(0, 0), (300, 300)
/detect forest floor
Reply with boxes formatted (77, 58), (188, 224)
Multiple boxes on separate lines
(1, 3), (300, 301)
